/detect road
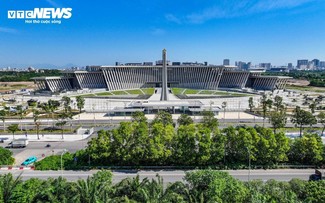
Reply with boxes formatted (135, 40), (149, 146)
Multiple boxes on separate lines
(0, 169), (316, 183)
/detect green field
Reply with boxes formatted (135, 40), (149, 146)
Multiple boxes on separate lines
(184, 89), (200, 94)
(287, 85), (325, 93)
(171, 88), (186, 95)
(96, 92), (113, 96)
(126, 89), (143, 95)
(141, 88), (154, 95)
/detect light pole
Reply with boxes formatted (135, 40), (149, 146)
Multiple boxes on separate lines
(61, 149), (68, 177)
(92, 103), (95, 126)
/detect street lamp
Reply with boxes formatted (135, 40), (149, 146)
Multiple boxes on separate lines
(61, 149), (68, 177)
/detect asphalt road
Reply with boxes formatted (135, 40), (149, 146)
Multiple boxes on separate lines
(0, 169), (317, 183)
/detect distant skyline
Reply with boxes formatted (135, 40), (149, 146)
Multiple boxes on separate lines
(1, 0), (325, 68)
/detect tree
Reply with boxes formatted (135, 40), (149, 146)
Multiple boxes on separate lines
(62, 96), (71, 113)
(184, 170), (248, 203)
(201, 110), (218, 131)
(56, 113), (70, 139)
(261, 94), (273, 126)
(76, 96), (85, 114)
(248, 97), (254, 112)
(291, 106), (317, 137)
(309, 102), (316, 114)
(288, 133), (324, 165)
(16, 105), (25, 131)
(0, 110), (7, 132)
(269, 111), (287, 134)
(41, 100), (60, 129)
(131, 111), (147, 123)
(317, 111), (325, 136)
(8, 124), (19, 140)
(0, 147), (15, 165)
(74, 170), (112, 203)
(273, 95), (284, 111)
(152, 111), (173, 126)
(177, 114), (193, 126)
(0, 173), (22, 203)
(33, 109), (41, 140)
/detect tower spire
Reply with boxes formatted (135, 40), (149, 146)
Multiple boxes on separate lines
(160, 49), (169, 101)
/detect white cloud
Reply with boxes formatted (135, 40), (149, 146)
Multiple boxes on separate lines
(0, 27), (18, 34)
(151, 28), (166, 36)
(165, 14), (182, 24)
(251, 0), (315, 11)
(169, 0), (317, 24)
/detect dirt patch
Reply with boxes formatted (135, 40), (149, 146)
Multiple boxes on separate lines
(0, 82), (35, 93)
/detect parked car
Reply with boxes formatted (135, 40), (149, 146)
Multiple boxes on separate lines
(21, 156), (37, 166)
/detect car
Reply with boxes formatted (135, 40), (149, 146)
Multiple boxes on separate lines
(21, 156), (37, 166)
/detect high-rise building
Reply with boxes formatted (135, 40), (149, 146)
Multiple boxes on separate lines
(320, 61), (325, 68)
(223, 59), (230, 66)
(312, 59), (320, 67)
(297, 59), (308, 69)
(259, 63), (271, 69)
(288, 63), (293, 69)
(235, 61), (251, 70)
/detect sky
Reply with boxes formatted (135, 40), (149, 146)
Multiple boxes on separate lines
(0, 0), (325, 68)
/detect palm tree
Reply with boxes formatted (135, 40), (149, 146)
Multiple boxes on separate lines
(16, 105), (25, 131)
(113, 175), (149, 202)
(0, 109), (7, 132)
(0, 173), (22, 203)
(8, 124), (19, 140)
(33, 109), (41, 140)
(73, 174), (112, 203)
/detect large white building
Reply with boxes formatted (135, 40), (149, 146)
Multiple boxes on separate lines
(33, 51), (290, 93)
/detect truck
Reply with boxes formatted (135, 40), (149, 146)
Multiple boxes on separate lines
(6, 139), (29, 148)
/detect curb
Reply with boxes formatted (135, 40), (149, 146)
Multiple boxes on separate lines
(0, 166), (35, 170)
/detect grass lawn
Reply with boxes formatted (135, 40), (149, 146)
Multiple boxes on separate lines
(184, 89), (200, 94)
(172, 88), (186, 95)
(111, 90), (129, 95)
(199, 90), (214, 94)
(96, 92), (113, 96)
(141, 88), (154, 95)
(80, 94), (96, 97)
(126, 89), (143, 95)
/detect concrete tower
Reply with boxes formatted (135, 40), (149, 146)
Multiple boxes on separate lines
(160, 49), (169, 101)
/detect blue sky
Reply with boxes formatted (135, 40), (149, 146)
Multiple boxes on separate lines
(0, 0), (325, 68)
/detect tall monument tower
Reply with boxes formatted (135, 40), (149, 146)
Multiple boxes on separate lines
(160, 49), (169, 101)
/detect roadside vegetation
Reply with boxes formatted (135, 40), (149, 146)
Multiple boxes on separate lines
(0, 147), (15, 165)
(0, 170), (324, 203)
(35, 109), (324, 170)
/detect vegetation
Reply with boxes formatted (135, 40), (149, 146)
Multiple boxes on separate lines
(0, 69), (61, 82)
(35, 111), (324, 170)
(0, 170), (325, 203)
(0, 147), (15, 165)
(291, 107), (317, 137)
(7, 124), (19, 140)
(263, 70), (325, 87)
